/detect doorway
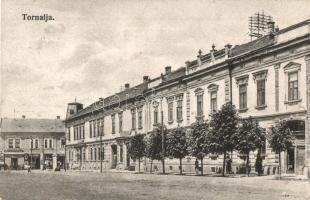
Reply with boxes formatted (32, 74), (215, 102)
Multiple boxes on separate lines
(287, 148), (295, 173)
(111, 145), (117, 169)
(11, 158), (18, 170)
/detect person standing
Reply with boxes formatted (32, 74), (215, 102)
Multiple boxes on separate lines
(195, 159), (199, 175)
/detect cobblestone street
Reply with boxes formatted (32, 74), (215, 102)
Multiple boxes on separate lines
(0, 171), (309, 200)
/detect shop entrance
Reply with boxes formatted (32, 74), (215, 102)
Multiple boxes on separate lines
(287, 148), (295, 173)
(11, 158), (18, 170)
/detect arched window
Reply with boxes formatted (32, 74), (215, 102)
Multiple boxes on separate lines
(287, 120), (305, 140)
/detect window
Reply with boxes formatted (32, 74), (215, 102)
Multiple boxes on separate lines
(257, 79), (266, 106)
(49, 139), (52, 148)
(131, 109), (136, 130)
(101, 147), (105, 160)
(210, 91), (217, 112)
(35, 139), (38, 149)
(120, 145), (123, 162)
(31, 139), (33, 149)
(239, 84), (247, 110)
(288, 72), (298, 101)
(45, 139), (48, 148)
(89, 121), (93, 138)
(96, 119), (100, 137)
(15, 139), (20, 149)
(168, 101), (173, 122)
(8, 139), (14, 148)
(287, 120), (305, 140)
(154, 108), (158, 124)
(98, 147), (101, 160)
(197, 94), (203, 116)
(73, 128), (76, 140)
(111, 115), (115, 134)
(90, 148), (93, 161)
(82, 126), (85, 139)
(94, 148), (97, 161)
(100, 118), (104, 136)
(138, 109), (143, 129)
(93, 120), (97, 137)
(67, 128), (71, 141)
(119, 113), (123, 133)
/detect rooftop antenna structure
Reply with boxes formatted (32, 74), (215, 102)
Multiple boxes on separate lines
(248, 11), (273, 41)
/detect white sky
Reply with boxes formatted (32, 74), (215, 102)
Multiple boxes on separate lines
(1, 0), (309, 119)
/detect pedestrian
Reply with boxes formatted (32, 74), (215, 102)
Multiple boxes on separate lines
(28, 166), (31, 173)
(195, 159), (199, 175)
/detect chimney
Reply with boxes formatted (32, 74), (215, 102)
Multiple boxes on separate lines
(125, 83), (130, 89)
(224, 44), (232, 59)
(56, 116), (60, 119)
(22, 115), (26, 119)
(165, 66), (172, 74)
(267, 21), (275, 35)
(210, 44), (216, 63)
(143, 76), (149, 82)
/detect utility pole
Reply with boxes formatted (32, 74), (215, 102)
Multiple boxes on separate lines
(30, 138), (33, 169)
(42, 136), (45, 170)
(160, 98), (165, 174)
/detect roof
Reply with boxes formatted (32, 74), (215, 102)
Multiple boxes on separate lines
(0, 118), (65, 133)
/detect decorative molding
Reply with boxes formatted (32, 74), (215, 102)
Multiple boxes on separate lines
(305, 54), (310, 61)
(152, 101), (159, 108)
(194, 87), (204, 95)
(235, 74), (249, 86)
(175, 93), (184, 101)
(252, 69), (268, 81)
(283, 62), (301, 73)
(207, 84), (219, 92)
(166, 96), (174, 102)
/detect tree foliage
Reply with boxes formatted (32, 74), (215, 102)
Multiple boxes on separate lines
(166, 126), (188, 174)
(145, 124), (168, 173)
(209, 102), (239, 176)
(187, 120), (209, 175)
(268, 120), (294, 178)
(234, 116), (265, 175)
(128, 134), (146, 173)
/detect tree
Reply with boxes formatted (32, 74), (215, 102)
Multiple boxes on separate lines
(128, 134), (146, 173)
(209, 102), (239, 176)
(234, 117), (265, 176)
(145, 124), (168, 174)
(166, 126), (188, 175)
(268, 120), (294, 179)
(188, 120), (209, 175)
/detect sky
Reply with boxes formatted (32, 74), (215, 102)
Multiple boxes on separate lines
(1, 0), (309, 119)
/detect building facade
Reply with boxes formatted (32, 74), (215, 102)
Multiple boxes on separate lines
(0, 117), (66, 170)
(65, 19), (310, 177)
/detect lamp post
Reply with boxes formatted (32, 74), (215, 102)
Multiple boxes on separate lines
(160, 97), (165, 174)
(30, 137), (33, 169)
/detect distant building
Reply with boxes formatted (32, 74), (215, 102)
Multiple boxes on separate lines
(0, 116), (65, 170)
(65, 18), (310, 177)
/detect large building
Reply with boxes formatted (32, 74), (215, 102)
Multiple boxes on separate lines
(65, 18), (310, 177)
(0, 116), (66, 170)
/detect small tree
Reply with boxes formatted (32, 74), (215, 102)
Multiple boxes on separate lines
(268, 121), (294, 179)
(128, 134), (146, 173)
(166, 126), (188, 175)
(145, 124), (168, 173)
(209, 102), (239, 176)
(234, 117), (265, 176)
(188, 120), (209, 175)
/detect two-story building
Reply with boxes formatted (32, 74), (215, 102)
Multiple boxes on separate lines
(65, 18), (310, 177)
(0, 116), (66, 170)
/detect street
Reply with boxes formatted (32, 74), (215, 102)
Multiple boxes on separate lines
(0, 171), (309, 200)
